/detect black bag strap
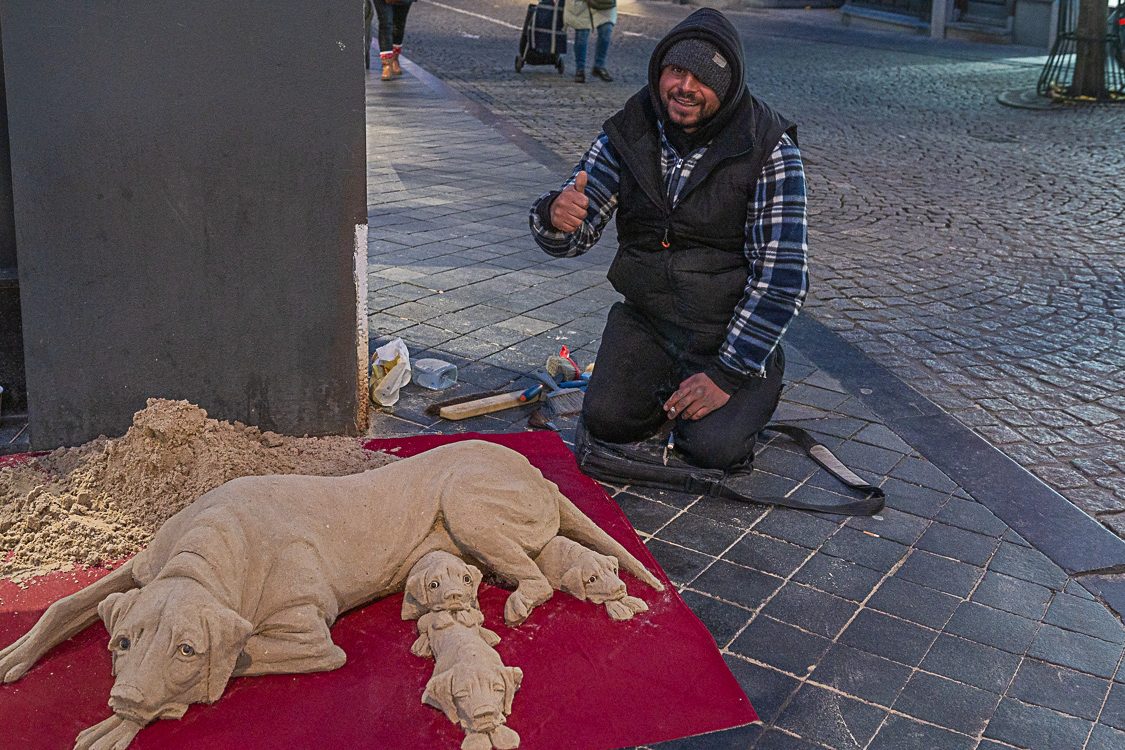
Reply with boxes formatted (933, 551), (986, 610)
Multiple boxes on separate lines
(574, 419), (885, 516)
(756, 424), (886, 514)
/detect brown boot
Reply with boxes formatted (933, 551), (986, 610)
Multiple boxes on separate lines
(381, 59), (393, 81)
(392, 46), (403, 76)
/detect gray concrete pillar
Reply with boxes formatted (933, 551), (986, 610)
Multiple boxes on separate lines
(0, 0), (369, 448)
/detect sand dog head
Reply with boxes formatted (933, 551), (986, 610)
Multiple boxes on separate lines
(402, 551), (483, 620)
(423, 661), (523, 735)
(535, 537), (650, 620)
(560, 551), (625, 604)
(97, 579), (252, 725)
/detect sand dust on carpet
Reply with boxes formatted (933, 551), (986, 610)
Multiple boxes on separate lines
(0, 398), (397, 583)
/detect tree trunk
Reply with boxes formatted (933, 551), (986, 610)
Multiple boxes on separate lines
(1071, 0), (1108, 98)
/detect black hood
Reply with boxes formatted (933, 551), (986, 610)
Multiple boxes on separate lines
(647, 8), (747, 150)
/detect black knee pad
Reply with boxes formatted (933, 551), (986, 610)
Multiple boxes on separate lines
(674, 429), (755, 471)
(581, 397), (664, 444)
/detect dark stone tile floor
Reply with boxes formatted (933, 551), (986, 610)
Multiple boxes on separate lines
(364, 54), (1125, 750)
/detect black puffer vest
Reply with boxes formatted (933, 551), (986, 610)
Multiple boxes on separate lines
(602, 8), (796, 349)
(604, 92), (794, 348)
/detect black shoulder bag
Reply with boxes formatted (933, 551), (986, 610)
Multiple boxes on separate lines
(574, 420), (886, 516)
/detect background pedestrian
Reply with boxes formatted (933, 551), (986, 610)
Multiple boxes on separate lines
(367, 0), (414, 81)
(565, 0), (616, 83)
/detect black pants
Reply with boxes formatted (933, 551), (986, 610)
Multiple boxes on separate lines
(371, 0), (410, 53)
(582, 302), (785, 470)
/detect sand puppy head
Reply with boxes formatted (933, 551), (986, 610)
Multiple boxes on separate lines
(539, 536), (627, 604)
(536, 536), (650, 621)
(559, 549), (626, 604)
(97, 579), (252, 725)
(423, 660), (523, 737)
(402, 551), (483, 620)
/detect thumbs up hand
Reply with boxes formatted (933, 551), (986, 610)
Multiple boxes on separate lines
(549, 170), (590, 233)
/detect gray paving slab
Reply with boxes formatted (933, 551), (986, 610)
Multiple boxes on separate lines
(397, 0), (1125, 542)
(361, 22), (1125, 749)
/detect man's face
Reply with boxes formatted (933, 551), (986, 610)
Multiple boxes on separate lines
(659, 65), (721, 132)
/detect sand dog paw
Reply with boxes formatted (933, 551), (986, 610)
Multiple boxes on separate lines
(489, 724), (521, 749)
(0, 633), (36, 682)
(74, 715), (144, 750)
(461, 732), (492, 750)
(503, 590), (533, 626)
(605, 595), (650, 621)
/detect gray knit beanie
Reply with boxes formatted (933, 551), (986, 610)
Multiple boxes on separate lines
(660, 38), (732, 99)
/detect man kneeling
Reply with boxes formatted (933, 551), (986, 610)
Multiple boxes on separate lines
(529, 8), (808, 471)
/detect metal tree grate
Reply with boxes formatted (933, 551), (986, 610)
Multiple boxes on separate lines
(1038, 0), (1125, 100)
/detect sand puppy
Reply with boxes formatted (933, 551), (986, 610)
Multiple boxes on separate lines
(401, 551), (500, 657)
(420, 618), (523, 750)
(0, 440), (662, 750)
(404, 551), (521, 750)
(535, 536), (650, 620)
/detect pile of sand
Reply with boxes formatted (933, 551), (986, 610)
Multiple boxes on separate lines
(0, 398), (397, 582)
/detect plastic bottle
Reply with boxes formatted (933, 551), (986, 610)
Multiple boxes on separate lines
(413, 358), (458, 390)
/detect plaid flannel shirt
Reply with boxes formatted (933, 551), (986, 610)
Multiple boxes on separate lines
(530, 126), (808, 380)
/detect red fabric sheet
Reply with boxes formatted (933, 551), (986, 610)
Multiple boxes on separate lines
(0, 432), (756, 749)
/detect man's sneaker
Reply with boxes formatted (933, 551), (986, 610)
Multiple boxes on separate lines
(575, 70), (586, 83)
(592, 67), (614, 82)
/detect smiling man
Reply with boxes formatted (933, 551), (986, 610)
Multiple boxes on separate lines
(530, 8), (808, 473)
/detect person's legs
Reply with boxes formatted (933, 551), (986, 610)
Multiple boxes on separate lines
(673, 345), (785, 470)
(372, 0), (396, 79)
(390, 4), (410, 76)
(391, 4), (410, 47)
(572, 27), (589, 82)
(592, 22), (613, 74)
(582, 303), (678, 443)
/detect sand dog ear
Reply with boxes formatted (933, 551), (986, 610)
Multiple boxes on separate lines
(560, 567), (587, 600)
(502, 666), (523, 715)
(98, 589), (140, 634)
(401, 568), (428, 620)
(601, 553), (620, 575)
(467, 563), (483, 607)
(202, 606), (253, 703)
(422, 670), (458, 722)
(98, 589), (141, 676)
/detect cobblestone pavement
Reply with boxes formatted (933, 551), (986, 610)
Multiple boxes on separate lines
(392, 1), (1125, 536)
(364, 59), (1125, 750)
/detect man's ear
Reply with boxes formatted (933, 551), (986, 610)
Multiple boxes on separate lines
(502, 666), (523, 715)
(422, 670), (458, 722)
(401, 568), (428, 620)
(560, 567), (586, 600)
(203, 606), (253, 704)
(97, 588), (140, 634)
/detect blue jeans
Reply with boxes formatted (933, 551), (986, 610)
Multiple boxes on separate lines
(574, 22), (613, 70)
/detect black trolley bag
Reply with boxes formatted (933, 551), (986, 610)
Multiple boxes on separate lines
(575, 420), (886, 516)
(515, 0), (567, 74)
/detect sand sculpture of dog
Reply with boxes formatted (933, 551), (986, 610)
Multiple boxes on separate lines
(401, 551), (501, 657)
(404, 552), (521, 750)
(534, 536), (650, 621)
(0, 440), (662, 750)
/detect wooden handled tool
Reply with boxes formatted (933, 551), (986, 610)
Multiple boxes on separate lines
(437, 388), (537, 420)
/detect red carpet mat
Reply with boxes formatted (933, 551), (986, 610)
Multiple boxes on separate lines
(0, 432), (756, 749)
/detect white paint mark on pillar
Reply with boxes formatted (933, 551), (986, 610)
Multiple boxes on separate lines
(355, 223), (370, 432)
(931, 0), (950, 39)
